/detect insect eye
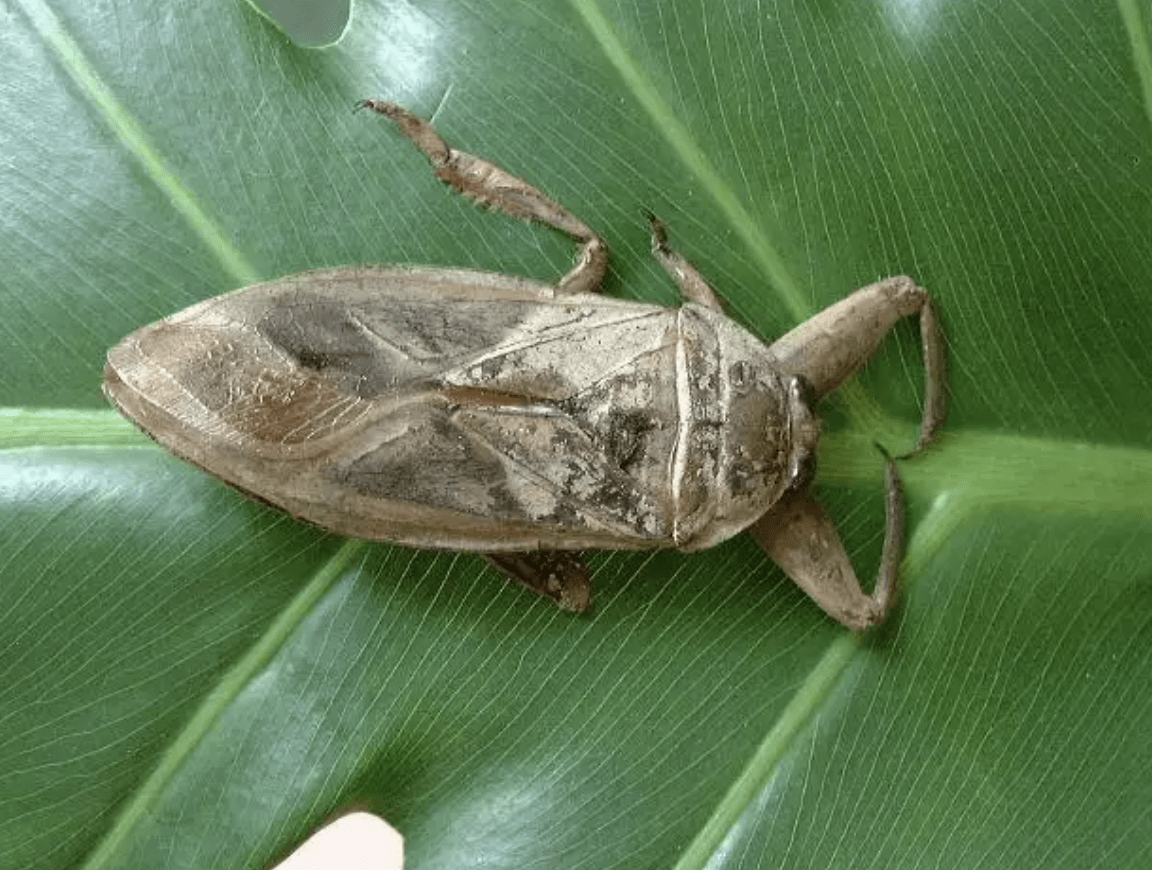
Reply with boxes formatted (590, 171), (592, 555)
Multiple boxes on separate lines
(789, 448), (817, 490)
(785, 374), (820, 490)
(789, 374), (817, 409)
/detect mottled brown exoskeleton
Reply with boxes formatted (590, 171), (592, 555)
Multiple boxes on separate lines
(104, 100), (945, 629)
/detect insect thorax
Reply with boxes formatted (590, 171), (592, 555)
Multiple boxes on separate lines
(671, 306), (799, 551)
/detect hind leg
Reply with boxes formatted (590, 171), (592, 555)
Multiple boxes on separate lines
(360, 99), (608, 296)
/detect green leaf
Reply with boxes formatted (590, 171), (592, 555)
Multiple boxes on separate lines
(3, 1), (1151, 869)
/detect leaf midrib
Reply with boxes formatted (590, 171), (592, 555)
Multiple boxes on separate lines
(6, 409), (1151, 521)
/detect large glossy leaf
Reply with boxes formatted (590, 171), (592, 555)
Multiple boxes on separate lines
(2, 1), (1151, 868)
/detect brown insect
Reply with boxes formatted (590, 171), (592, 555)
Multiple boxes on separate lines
(104, 100), (945, 628)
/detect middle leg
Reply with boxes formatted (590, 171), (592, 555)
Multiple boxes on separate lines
(646, 212), (723, 309)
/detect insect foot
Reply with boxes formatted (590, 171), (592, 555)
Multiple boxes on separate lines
(103, 101), (944, 628)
